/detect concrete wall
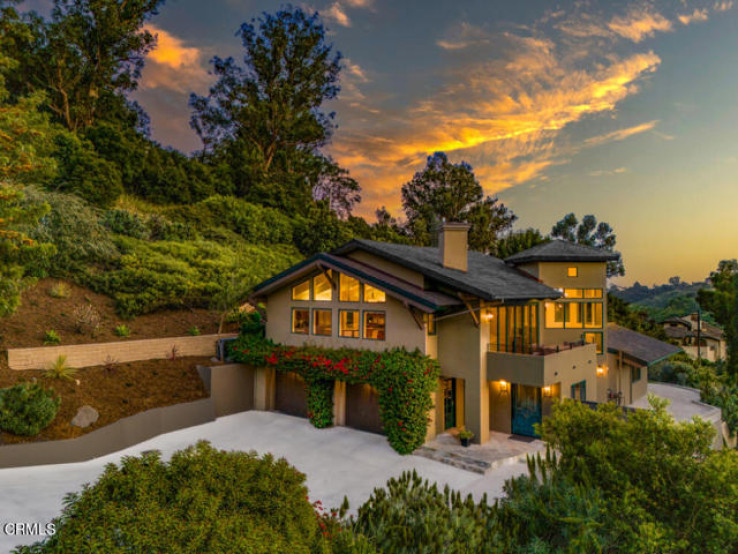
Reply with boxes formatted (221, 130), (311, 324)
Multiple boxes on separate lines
(264, 281), (427, 354)
(198, 364), (255, 417)
(7, 334), (236, 371)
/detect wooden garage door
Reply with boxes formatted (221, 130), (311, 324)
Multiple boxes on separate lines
(346, 383), (384, 434)
(275, 371), (307, 418)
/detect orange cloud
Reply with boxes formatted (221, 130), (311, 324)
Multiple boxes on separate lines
(678, 9), (709, 25)
(607, 9), (672, 42)
(584, 120), (659, 147)
(714, 1), (734, 12)
(140, 25), (211, 94)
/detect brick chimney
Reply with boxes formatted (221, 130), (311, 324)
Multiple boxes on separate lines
(438, 222), (470, 272)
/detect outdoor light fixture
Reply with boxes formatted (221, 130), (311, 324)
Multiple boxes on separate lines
(542, 386), (551, 397)
(597, 366), (606, 376)
(499, 380), (508, 392)
(482, 311), (494, 321)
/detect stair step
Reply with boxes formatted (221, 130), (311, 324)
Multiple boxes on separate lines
(413, 446), (491, 474)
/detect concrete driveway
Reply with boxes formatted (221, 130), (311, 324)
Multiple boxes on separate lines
(0, 411), (532, 552)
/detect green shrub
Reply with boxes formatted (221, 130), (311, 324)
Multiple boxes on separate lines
(188, 326), (201, 336)
(45, 355), (77, 381)
(101, 209), (149, 239)
(229, 335), (440, 454)
(47, 282), (70, 299)
(15, 441), (334, 553)
(0, 382), (60, 436)
(43, 329), (61, 345)
(114, 324), (131, 337)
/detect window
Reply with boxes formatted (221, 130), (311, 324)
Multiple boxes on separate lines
(631, 366), (642, 383)
(363, 284), (386, 303)
(313, 309), (332, 336)
(292, 308), (309, 334)
(427, 313), (436, 336)
(584, 302), (603, 328)
(544, 302), (565, 329)
(584, 288), (603, 299)
(583, 332), (603, 354)
(567, 267), (578, 277)
(313, 273), (332, 301)
(339, 310), (360, 338)
(339, 274), (360, 302)
(292, 280), (310, 301)
(565, 303), (582, 328)
(363, 311), (386, 340)
(564, 289), (583, 299)
(571, 380), (587, 401)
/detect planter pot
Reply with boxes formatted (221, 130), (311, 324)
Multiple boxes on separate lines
(460, 437), (470, 447)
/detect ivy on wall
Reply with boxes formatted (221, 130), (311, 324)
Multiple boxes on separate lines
(229, 334), (441, 454)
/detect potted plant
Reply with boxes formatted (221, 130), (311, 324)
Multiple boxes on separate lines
(458, 429), (474, 447)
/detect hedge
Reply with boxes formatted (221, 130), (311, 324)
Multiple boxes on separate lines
(229, 334), (440, 454)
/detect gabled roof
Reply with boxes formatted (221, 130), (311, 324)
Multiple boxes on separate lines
(250, 252), (461, 313)
(333, 239), (561, 302)
(607, 324), (682, 366)
(505, 239), (620, 264)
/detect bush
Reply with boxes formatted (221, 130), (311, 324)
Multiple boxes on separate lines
(0, 382), (60, 436)
(47, 282), (70, 299)
(14, 441), (335, 553)
(101, 209), (148, 239)
(45, 355), (77, 381)
(72, 304), (101, 336)
(114, 324), (131, 337)
(188, 326), (201, 336)
(43, 329), (61, 345)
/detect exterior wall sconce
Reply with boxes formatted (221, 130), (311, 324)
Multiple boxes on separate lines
(542, 386), (552, 397)
(499, 380), (508, 392)
(482, 311), (494, 321)
(596, 366), (606, 376)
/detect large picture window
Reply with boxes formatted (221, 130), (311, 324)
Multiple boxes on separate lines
(363, 311), (386, 340)
(565, 303), (582, 328)
(292, 280), (310, 301)
(363, 284), (386, 303)
(292, 308), (309, 334)
(313, 309), (332, 336)
(339, 274), (360, 302)
(313, 273), (332, 301)
(584, 302), (603, 328)
(544, 302), (565, 329)
(339, 310), (360, 338)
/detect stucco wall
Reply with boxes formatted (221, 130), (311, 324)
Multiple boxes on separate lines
(7, 334), (236, 371)
(198, 364), (255, 417)
(264, 283), (427, 353)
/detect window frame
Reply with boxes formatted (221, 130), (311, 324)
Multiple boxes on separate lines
(312, 273), (333, 302)
(567, 266), (578, 277)
(363, 310), (386, 341)
(291, 307), (310, 335)
(291, 280), (311, 301)
(363, 283), (386, 304)
(312, 308), (333, 336)
(338, 273), (361, 303)
(339, 309), (361, 339)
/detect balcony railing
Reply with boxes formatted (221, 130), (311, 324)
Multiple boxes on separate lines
(488, 340), (588, 356)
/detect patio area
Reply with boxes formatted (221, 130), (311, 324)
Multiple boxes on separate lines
(415, 431), (546, 474)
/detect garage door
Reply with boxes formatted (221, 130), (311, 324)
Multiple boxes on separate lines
(275, 371), (308, 418)
(346, 383), (384, 434)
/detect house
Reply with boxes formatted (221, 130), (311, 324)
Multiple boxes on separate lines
(662, 314), (725, 362)
(249, 224), (673, 444)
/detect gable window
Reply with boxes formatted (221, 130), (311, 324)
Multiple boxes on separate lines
(363, 284), (386, 303)
(339, 274), (360, 302)
(292, 308), (309, 334)
(584, 302), (603, 328)
(313, 273), (333, 301)
(313, 309), (332, 336)
(364, 311), (386, 340)
(339, 310), (360, 338)
(567, 267), (578, 277)
(427, 313), (437, 336)
(583, 332), (603, 354)
(292, 280), (310, 301)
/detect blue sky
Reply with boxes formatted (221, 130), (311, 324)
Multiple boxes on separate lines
(20, 0), (738, 285)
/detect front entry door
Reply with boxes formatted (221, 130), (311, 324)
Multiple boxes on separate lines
(442, 378), (456, 430)
(511, 384), (542, 437)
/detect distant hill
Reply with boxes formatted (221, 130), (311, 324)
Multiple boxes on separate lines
(609, 279), (717, 325)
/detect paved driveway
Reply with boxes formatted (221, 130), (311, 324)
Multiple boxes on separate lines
(0, 411), (531, 551)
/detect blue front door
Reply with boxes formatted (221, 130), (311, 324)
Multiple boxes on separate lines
(511, 384), (542, 437)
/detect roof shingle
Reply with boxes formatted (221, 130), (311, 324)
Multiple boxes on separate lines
(505, 239), (620, 264)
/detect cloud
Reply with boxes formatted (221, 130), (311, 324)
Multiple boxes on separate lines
(607, 8), (673, 42)
(344, 59), (370, 83)
(714, 1), (734, 12)
(139, 25), (211, 94)
(437, 22), (491, 50)
(584, 120), (659, 147)
(325, 2), (351, 27)
(678, 9), (709, 24)
(589, 167), (628, 177)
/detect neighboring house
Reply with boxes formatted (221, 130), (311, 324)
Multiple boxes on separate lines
(662, 314), (725, 362)
(249, 224), (677, 444)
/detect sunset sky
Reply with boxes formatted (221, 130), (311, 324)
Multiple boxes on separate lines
(26, 0), (738, 286)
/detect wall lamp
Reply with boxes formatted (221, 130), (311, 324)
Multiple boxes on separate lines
(542, 386), (552, 398)
(596, 366), (606, 376)
(499, 380), (509, 392)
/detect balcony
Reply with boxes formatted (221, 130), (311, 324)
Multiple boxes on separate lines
(487, 341), (597, 388)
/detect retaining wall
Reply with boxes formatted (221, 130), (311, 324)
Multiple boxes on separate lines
(7, 333), (238, 370)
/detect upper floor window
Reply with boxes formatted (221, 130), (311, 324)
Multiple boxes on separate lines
(364, 311), (386, 340)
(339, 274), (360, 302)
(584, 332), (603, 354)
(567, 267), (578, 277)
(564, 288), (603, 299)
(363, 284), (386, 303)
(544, 302), (565, 329)
(584, 303), (603, 328)
(292, 308), (309, 334)
(313, 308), (332, 335)
(313, 273), (333, 301)
(340, 310), (360, 338)
(292, 280), (310, 301)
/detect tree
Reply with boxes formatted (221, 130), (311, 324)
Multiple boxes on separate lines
(698, 260), (738, 375)
(401, 152), (516, 250)
(189, 7), (343, 214)
(1, 0), (163, 131)
(312, 158), (361, 219)
(15, 441), (335, 553)
(551, 213), (624, 277)
(493, 228), (548, 259)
